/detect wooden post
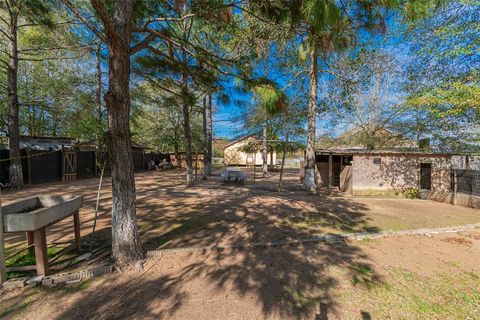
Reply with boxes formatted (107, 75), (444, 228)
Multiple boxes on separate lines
(73, 210), (81, 251)
(61, 148), (65, 181)
(0, 188), (6, 285)
(195, 153), (198, 180)
(93, 151), (98, 177)
(253, 152), (256, 182)
(26, 232), (34, 254)
(26, 148), (32, 184)
(73, 152), (77, 180)
(328, 153), (333, 195)
(453, 169), (458, 206)
(33, 227), (49, 276)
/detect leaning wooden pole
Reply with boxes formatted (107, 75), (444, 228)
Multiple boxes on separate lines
(0, 187), (6, 285)
(277, 133), (289, 193)
(92, 162), (106, 234)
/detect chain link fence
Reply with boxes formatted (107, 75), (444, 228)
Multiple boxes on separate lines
(452, 169), (480, 196)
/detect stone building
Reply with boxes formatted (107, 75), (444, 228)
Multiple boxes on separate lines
(223, 135), (277, 166)
(314, 149), (453, 196)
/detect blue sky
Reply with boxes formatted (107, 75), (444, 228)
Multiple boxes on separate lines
(213, 15), (410, 140)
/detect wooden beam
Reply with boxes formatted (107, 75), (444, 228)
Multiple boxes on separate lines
(6, 265), (36, 272)
(33, 228), (49, 276)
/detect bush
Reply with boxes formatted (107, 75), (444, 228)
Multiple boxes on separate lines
(403, 188), (420, 199)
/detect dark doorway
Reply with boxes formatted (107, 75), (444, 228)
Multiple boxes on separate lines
(420, 163), (432, 190)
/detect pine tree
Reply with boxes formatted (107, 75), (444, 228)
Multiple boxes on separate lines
(0, 0), (53, 189)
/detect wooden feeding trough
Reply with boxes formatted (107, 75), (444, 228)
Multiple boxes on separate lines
(2, 195), (83, 276)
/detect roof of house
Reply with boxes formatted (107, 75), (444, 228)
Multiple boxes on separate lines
(3, 136), (76, 151)
(318, 127), (417, 150)
(222, 134), (257, 150)
(78, 140), (149, 150)
(19, 135), (76, 140)
(315, 148), (457, 156)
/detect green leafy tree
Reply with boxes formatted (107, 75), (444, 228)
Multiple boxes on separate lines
(62, 0), (236, 265)
(244, 0), (403, 192)
(0, 0), (53, 188)
(405, 1), (480, 150)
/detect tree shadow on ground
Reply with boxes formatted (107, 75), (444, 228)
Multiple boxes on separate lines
(3, 170), (381, 319)
(52, 174), (381, 319)
(52, 239), (380, 319)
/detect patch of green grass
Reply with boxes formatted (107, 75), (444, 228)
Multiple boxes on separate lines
(351, 264), (381, 289)
(6, 245), (67, 278)
(7, 245), (65, 267)
(345, 268), (480, 319)
(359, 237), (372, 244)
(402, 188), (421, 199)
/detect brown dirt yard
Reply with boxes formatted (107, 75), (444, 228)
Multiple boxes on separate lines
(1, 168), (480, 319)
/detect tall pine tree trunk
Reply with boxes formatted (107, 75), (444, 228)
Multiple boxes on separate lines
(304, 43), (318, 192)
(207, 94), (213, 174)
(261, 53), (269, 178)
(96, 43), (102, 123)
(180, 6), (194, 185)
(181, 50), (194, 185)
(104, 2), (144, 265)
(7, 12), (23, 189)
(202, 94), (212, 179)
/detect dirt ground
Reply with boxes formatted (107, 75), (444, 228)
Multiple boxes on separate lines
(1, 168), (480, 319)
(2, 169), (479, 251)
(1, 230), (480, 319)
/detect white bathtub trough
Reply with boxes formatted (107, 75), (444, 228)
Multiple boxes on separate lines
(2, 195), (83, 232)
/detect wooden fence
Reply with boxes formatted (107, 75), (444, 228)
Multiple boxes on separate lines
(0, 149), (170, 185)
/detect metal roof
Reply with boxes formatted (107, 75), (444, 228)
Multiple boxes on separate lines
(315, 148), (457, 156)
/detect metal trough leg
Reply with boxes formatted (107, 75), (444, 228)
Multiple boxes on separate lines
(33, 227), (49, 276)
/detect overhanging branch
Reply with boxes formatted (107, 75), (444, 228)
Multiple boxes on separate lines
(62, 0), (107, 42)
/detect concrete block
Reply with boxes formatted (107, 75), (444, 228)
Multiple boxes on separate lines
(41, 276), (55, 286)
(2, 277), (29, 289)
(26, 275), (44, 287)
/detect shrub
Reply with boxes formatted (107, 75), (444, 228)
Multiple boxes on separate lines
(403, 188), (420, 199)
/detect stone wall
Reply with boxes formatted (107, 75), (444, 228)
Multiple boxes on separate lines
(352, 154), (452, 194)
(452, 155), (480, 170)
